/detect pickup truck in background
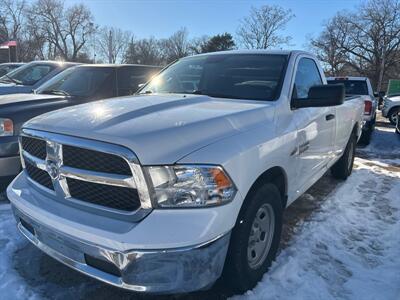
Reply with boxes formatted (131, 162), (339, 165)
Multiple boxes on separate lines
(0, 61), (78, 95)
(0, 64), (161, 190)
(8, 50), (364, 294)
(382, 94), (400, 125)
(327, 76), (377, 144)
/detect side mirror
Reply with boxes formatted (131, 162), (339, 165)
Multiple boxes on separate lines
(292, 84), (345, 109)
(374, 92), (379, 97)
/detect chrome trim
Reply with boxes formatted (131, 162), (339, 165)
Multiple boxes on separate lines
(60, 166), (136, 189)
(14, 205), (230, 294)
(20, 128), (153, 220)
(22, 150), (46, 171)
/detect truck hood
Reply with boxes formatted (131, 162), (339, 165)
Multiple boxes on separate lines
(24, 94), (275, 164)
(0, 93), (65, 106)
(387, 95), (400, 102)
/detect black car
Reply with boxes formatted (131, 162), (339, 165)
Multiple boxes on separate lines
(0, 64), (161, 190)
(0, 63), (24, 77)
(0, 61), (79, 95)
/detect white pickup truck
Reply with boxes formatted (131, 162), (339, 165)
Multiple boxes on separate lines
(327, 76), (377, 144)
(8, 50), (364, 295)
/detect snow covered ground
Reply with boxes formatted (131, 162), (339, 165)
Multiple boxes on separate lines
(0, 121), (399, 300)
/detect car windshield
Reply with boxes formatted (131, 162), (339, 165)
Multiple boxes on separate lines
(139, 54), (288, 101)
(36, 66), (114, 97)
(327, 80), (368, 96)
(0, 65), (19, 77)
(0, 63), (55, 85)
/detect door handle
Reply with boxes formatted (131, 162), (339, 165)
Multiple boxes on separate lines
(325, 114), (335, 121)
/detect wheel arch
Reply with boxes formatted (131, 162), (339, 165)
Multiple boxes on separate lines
(244, 166), (288, 209)
(388, 106), (400, 116)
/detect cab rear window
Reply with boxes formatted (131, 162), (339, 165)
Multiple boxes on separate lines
(327, 80), (368, 96)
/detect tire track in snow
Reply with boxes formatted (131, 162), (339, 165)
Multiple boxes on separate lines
(233, 158), (400, 300)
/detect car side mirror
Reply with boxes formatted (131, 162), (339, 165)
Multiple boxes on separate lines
(292, 84), (345, 109)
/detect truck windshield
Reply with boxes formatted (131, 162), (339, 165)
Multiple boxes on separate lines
(36, 66), (114, 97)
(139, 54), (288, 101)
(327, 80), (368, 96)
(0, 63), (54, 85)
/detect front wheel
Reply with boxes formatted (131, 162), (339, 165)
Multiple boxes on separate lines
(331, 132), (356, 180)
(388, 107), (400, 125)
(222, 183), (283, 294)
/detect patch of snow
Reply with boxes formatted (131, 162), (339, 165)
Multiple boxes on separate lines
(0, 205), (39, 299)
(233, 158), (400, 300)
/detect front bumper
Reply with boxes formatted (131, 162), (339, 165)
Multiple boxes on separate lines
(12, 204), (230, 294)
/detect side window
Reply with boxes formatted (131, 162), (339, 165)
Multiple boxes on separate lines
(117, 67), (157, 96)
(293, 58), (322, 99)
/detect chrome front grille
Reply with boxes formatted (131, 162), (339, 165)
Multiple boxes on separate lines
(21, 136), (47, 160)
(19, 129), (152, 218)
(63, 145), (132, 176)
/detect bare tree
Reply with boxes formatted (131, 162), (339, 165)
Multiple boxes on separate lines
(0, 0), (26, 42)
(315, 0), (400, 90)
(237, 5), (294, 49)
(310, 17), (350, 76)
(29, 0), (95, 61)
(190, 35), (210, 54)
(161, 28), (191, 63)
(97, 26), (131, 63)
(124, 37), (164, 66)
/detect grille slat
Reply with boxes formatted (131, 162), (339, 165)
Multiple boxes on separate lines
(67, 178), (140, 211)
(63, 145), (132, 176)
(21, 135), (140, 213)
(25, 162), (54, 190)
(21, 136), (46, 159)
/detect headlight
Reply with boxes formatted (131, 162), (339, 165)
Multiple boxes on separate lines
(145, 165), (237, 208)
(0, 118), (13, 136)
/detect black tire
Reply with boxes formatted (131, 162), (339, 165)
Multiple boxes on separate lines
(359, 128), (372, 145)
(388, 107), (400, 125)
(222, 183), (283, 294)
(331, 132), (356, 180)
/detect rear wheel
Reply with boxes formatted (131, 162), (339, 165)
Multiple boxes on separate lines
(388, 107), (400, 125)
(331, 132), (356, 180)
(222, 183), (283, 294)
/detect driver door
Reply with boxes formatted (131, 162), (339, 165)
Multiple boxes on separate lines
(292, 57), (336, 192)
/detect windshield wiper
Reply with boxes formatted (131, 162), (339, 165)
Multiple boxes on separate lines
(41, 89), (70, 96)
(4, 74), (22, 85)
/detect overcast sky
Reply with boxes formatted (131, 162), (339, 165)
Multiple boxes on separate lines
(66, 0), (364, 49)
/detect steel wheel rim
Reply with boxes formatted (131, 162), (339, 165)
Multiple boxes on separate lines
(391, 112), (399, 123)
(247, 203), (275, 269)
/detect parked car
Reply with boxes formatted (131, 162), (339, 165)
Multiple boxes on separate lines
(0, 61), (78, 95)
(327, 76), (377, 144)
(382, 94), (400, 125)
(7, 50), (364, 294)
(0, 64), (161, 191)
(0, 63), (24, 77)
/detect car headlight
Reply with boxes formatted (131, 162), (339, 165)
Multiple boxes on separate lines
(0, 118), (13, 137)
(145, 165), (237, 208)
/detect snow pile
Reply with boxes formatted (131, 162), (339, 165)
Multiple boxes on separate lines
(233, 158), (400, 300)
(0, 204), (38, 299)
